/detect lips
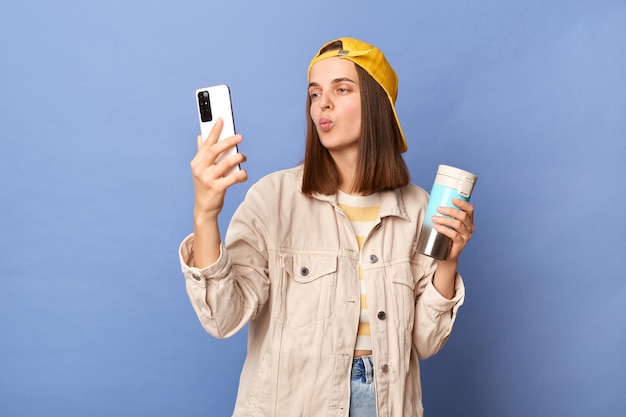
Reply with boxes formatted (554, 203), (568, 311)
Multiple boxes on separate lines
(319, 117), (332, 132)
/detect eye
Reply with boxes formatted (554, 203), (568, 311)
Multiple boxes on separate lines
(309, 91), (320, 100)
(337, 87), (348, 94)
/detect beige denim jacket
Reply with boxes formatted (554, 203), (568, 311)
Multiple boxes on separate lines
(179, 166), (465, 417)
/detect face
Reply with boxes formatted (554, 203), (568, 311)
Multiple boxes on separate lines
(308, 57), (361, 156)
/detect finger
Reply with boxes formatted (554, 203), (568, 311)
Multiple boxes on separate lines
(434, 222), (470, 254)
(438, 203), (474, 228)
(225, 167), (248, 184)
(433, 222), (465, 244)
(452, 200), (475, 232)
(451, 199), (474, 217)
(209, 167), (248, 193)
(432, 215), (465, 234)
(213, 151), (247, 178)
(435, 209), (474, 236)
(436, 206), (468, 223)
(200, 118), (225, 148)
(194, 132), (242, 173)
(211, 134), (243, 158)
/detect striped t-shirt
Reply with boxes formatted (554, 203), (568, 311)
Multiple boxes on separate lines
(337, 190), (381, 352)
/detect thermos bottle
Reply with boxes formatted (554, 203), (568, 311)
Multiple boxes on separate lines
(416, 165), (478, 260)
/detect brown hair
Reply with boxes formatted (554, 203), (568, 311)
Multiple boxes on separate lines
(302, 42), (410, 195)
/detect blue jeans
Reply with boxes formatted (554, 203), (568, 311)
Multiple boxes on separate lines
(350, 356), (377, 417)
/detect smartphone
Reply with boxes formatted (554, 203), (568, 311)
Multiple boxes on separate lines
(196, 84), (240, 177)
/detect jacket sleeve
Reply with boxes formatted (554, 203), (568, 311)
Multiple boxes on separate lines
(412, 260), (465, 359)
(178, 182), (271, 339)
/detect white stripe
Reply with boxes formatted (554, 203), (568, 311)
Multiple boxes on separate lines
(352, 221), (377, 238)
(337, 190), (381, 207)
(359, 309), (370, 323)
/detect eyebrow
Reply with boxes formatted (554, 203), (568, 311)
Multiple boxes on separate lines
(308, 77), (357, 89)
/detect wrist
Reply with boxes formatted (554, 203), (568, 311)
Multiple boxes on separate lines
(436, 258), (458, 271)
(193, 206), (220, 228)
(433, 259), (458, 299)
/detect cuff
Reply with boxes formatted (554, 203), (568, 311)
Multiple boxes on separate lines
(178, 233), (228, 281)
(422, 273), (465, 313)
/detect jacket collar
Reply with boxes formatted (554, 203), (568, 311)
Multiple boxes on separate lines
(294, 165), (410, 221)
(310, 188), (410, 221)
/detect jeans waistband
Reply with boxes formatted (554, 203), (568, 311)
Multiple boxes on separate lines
(352, 355), (374, 384)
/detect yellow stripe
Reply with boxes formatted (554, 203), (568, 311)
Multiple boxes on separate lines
(358, 322), (371, 336)
(338, 204), (380, 222)
(360, 294), (368, 309)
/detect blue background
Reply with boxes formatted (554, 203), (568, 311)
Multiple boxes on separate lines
(1, 0), (625, 416)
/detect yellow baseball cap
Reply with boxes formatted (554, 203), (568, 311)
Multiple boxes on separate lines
(308, 37), (407, 152)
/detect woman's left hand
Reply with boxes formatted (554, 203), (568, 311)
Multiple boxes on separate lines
(432, 199), (475, 263)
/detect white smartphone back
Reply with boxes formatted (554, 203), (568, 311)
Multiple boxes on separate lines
(195, 84), (240, 176)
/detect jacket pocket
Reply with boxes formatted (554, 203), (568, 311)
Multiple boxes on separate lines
(279, 252), (338, 328)
(388, 262), (417, 330)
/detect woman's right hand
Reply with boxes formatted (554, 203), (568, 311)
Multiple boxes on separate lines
(190, 118), (248, 221)
(190, 118), (247, 268)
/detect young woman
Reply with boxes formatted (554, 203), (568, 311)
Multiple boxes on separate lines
(180, 37), (475, 417)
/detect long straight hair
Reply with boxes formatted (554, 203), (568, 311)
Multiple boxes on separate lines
(302, 44), (410, 195)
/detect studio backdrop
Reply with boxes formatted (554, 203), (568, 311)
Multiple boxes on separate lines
(1, 1), (625, 416)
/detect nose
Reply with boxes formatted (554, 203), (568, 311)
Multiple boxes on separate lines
(318, 91), (333, 110)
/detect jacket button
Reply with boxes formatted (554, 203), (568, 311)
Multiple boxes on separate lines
(381, 364), (389, 373)
(377, 311), (386, 320)
(300, 267), (309, 276)
(369, 254), (378, 263)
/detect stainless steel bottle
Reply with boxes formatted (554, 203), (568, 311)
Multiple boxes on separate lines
(416, 165), (478, 260)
